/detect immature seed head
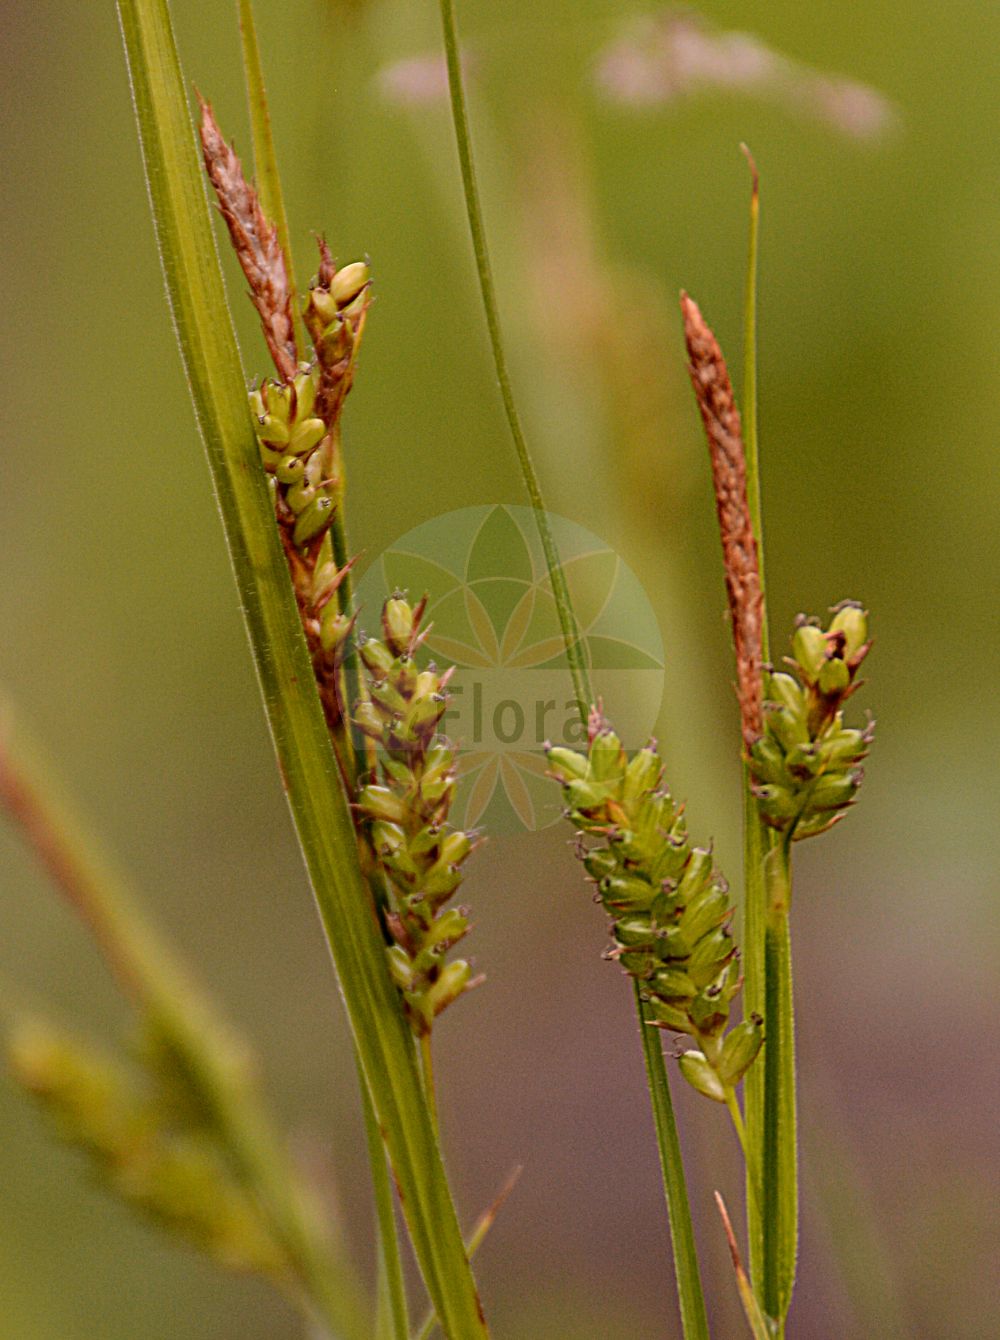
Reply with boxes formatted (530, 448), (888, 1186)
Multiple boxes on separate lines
(749, 604), (873, 840)
(355, 596), (481, 1035)
(548, 722), (762, 1100)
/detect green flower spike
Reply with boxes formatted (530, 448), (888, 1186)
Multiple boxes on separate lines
(548, 709), (762, 1104)
(354, 595), (482, 1036)
(249, 361), (342, 552)
(246, 247), (371, 561)
(749, 602), (874, 841)
(303, 243), (371, 429)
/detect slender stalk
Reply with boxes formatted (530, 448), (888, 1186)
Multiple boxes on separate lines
(117, 3), (487, 1332)
(741, 785), (769, 1287)
(736, 149), (795, 1324)
(435, 5), (707, 1333)
(412, 1168), (523, 1340)
(236, 13), (364, 776)
(358, 1052), (410, 1340)
(724, 1089), (761, 1228)
(327, 477), (368, 778)
(0, 707), (371, 1340)
(740, 154), (797, 1330)
(436, 0), (589, 717)
(761, 843), (797, 1332)
(237, 0), (305, 351)
(636, 986), (711, 1340)
(739, 146), (766, 591)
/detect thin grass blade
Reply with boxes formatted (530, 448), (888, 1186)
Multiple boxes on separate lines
(436, 0), (590, 716)
(116, 2), (487, 1333)
(358, 1053), (410, 1340)
(762, 849), (797, 1328)
(739, 158), (797, 1324)
(236, 0), (306, 351)
(412, 1167), (523, 1340)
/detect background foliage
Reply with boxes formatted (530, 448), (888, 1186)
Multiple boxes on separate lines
(1, 1), (997, 1335)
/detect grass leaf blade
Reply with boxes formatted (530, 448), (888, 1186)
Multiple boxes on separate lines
(116, 3), (488, 1333)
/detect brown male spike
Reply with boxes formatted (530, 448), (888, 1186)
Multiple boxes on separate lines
(198, 97), (298, 381)
(680, 291), (763, 749)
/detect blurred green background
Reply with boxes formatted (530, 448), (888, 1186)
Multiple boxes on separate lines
(2, 0), (998, 1335)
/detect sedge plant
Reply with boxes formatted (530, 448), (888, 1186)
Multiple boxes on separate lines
(0, 2), (877, 1338)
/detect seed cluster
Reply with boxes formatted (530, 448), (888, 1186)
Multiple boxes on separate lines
(249, 259), (370, 556)
(246, 260), (370, 751)
(749, 603), (873, 841)
(548, 713), (762, 1103)
(355, 597), (481, 1036)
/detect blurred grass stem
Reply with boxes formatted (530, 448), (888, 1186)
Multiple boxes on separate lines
(0, 705), (371, 1339)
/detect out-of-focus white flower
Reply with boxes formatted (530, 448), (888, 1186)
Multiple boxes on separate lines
(376, 51), (473, 107)
(595, 8), (897, 141)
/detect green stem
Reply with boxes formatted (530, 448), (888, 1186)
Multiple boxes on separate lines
(117, 3), (487, 1332)
(412, 1169), (522, 1340)
(740, 145), (766, 597)
(741, 784), (769, 1288)
(237, 0), (305, 352)
(0, 706), (371, 1340)
(761, 844), (797, 1332)
(636, 986), (711, 1340)
(737, 147), (781, 1311)
(358, 1051), (410, 1340)
(419, 1033), (440, 1143)
(237, 10), (363, 776)
(328, 484), (366, 778)
(725, 1087), (762, 1230)
(436, 0), (589, 716)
